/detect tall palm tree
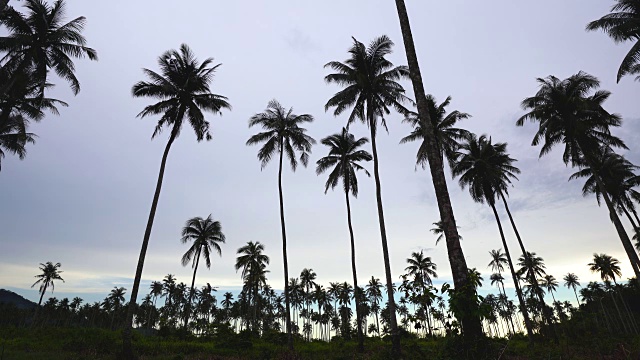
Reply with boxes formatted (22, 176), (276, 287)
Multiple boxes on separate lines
(563, 273), (581, 305)
(392, 0), (481, 338)
(569, 148), (640, 242)
(452, 134), (535, 340)
(316, 127), (371, 351)
(586, 0), (640, 82)
(31, 261), (64, 307)
(180, 215), (225, 326)
(405, 250), (438, 336)
(235, 241), (270, 332)
(123, 44), (231, 357)
(589, 253), (623, 285)
(0, 0), (98, 95)
(299, 268), (317, 341)
(400, 94), (471, 168)
(517, 72), (640, 280)
(365, 276), (383, 337)
(324, 35), (410, 351)
(246, 99), (314, 347)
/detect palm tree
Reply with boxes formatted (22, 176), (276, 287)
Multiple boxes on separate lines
(589, 253), (623, 284)
(299, 268), (316, 341)
(235, 241), (269, 332)
(31, 261), (64, 307)
(365, 277), (383, 337)
(452, 134), (535, 340)
(400, 94), (471, 168)
(0, 0), (98, 95)
(542, 275), (559, 303)
(316, 127), (371, 350)
(324, 35), (410, 351)
(488, 249), (508, 275)
(517, 72), (640, 280)
(430, 220), (462, 245)
(392, 0), (481, 338)
(0, 114), (34, 171)
(246, 99), (314, 347)
(405, 250), (438, 336)
(586, 0), (640, 82)
(180, 215), (225, 326)
(123, 44), (231, 357)
(563, 273), (581, 305)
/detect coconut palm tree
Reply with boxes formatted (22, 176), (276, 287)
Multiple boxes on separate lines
(452, 134), (534, 340)
(400, 94), (471, 168)
(31, 261), (64, 307)
(392, 0), (481, 339)
(299, 268), (317, 341)
(589, 253), (623, 284)
(246, 99), (314, 347)
(586, 0), (640, 82)
(324, 35), (410, 351)
(405, 251), (438, 336)
(0, 114), (34, 171)
(122, 44), (231, 357)
(180, 215), (225, 326)
(563, 273), (581, 305)
(517, 71), (640, 280)
(542, 275), (559, 303)
(0, 0), (98, 95)
(315, 127), (371, 350)
(235, 241), (269, 332)
(430, 220), (462, 246)
(365, 277), (383, 337)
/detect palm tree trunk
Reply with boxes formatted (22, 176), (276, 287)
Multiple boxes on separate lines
(489, 202), (535, 342)
(345, 190), (364, 352)
(631, 207), (640, 227)
(621, 206), (640, 274)
(393, 0), (481, 340)
(184, 249), (201, 327)
(122, 124), (180, 359)
(500, 194), (557, 337)
(277, 141), (293, 350)
(573, 288), (580, 306)
(367, 113), (400, 354)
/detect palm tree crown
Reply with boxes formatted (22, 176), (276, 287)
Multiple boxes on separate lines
(31, 261), (64, 305)
(589, 253), (623, 283)
(400, 94), (471, 168)
(181, 215), (225, 269)
(586, 0), (640, 82)
(404, 250), (438, 286)
(0, 0), (98, 94)
(316, 127), (371, 196)
(246, 99), (315, 170)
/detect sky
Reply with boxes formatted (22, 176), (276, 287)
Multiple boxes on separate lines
(1, 0), (639, 306)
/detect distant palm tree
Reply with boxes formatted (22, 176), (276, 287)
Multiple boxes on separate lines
(586, 0), (640, 82)
(299, 268), (317, 341)
(365, 277), (383, 337)
(0, 0), (98, 95)
(400, 94), (471, 168)
(246, 99), (314, 347)
(517, 71), (640, 280)
(453, 134), (534, 340)
(405, 250), (438, 336)
(235, 241), (269, 332)
(563, 273), (581, 305)
(430, 220), (462, 246)
(180, 215), (225, 326)
(488, 249), (508, 275)
(123, 44), (231, 356)
(32, 261), (64, 307)
(490, 273), (507, 297)
(542, 275), (559, 303)
(392, 0), (481, 338)
(324, 35), (410, 350)
(316, 127), (371, 351)
(589, 253), (623, 284)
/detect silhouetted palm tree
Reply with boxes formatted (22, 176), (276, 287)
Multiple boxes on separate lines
(324, 35), (409, 350)
(0, 114), (34, 171)
(180, 215), (225, 326)
(589, 253), (623, 284)
(392, 0), (481, 338)
(235, 241), (269, 332)
(430, 220), (462, 246)
(246, 99), (314, 347)
(586, 0), (640, 82)
(453, 134), (534, 340)
(32, 261), (64, 307)
(123, 44), (231, 357)
(543, 275), (559, 303)
(563, 273), (581, 305)
(0, 0), (98, 95)
(401, 94), (471, 168)
(316, 127), (371, 351)
(518, 71), (640, 279)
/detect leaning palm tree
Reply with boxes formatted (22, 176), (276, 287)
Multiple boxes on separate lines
(392, 0), (481, 338)
(31, 261), (64, 307)
(517, 71), (640, 280)
(324, 35), (409, 351)
(563, 273), (581, 305)
(0, 0), (98, 95)
(315, 127), (371, 351)
(400, 94), (471, 168)
(122, 44), (231, 357)
(586, 0), (640, 82)
(180, 215), (225, 326)
(452, 134), (534, 340)
(246, 99), (314, 348)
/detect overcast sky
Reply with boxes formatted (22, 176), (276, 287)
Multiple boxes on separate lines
(1, 0), (639, 306)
